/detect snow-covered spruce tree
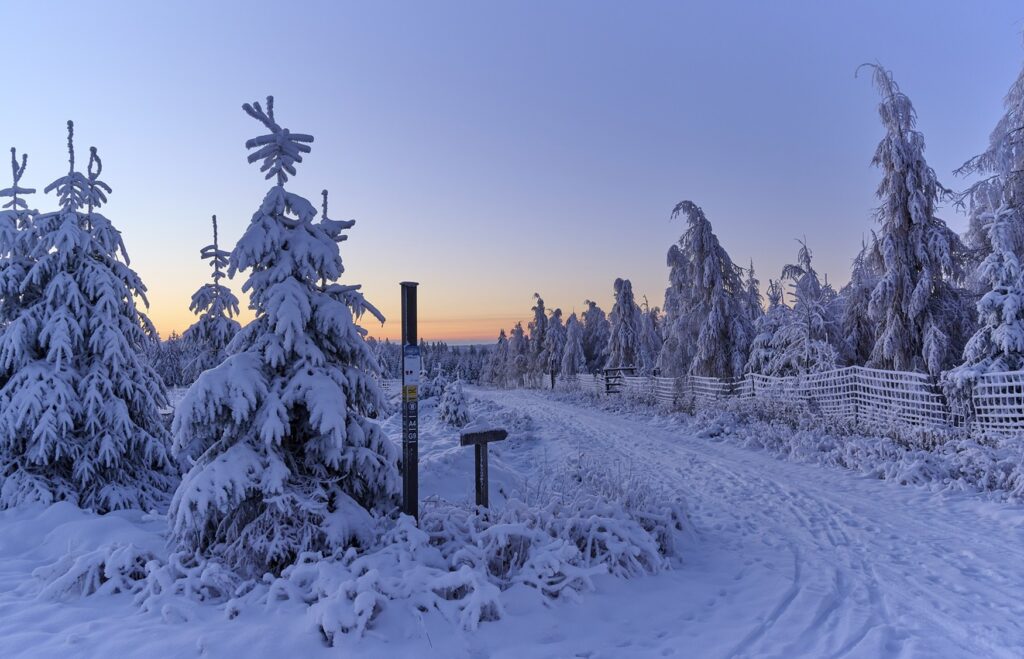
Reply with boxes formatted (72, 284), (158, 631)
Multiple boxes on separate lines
(746, 279), (791, 374)
(960, 178), (1005, 296)
(638, 298), (663, 376)
(944, 51), (1024, 409)
(544, 307), (566, 387)
(942, 51), (1024, 409)
(486, 329), (509, 387)
(465, 345), (488, 383)
(527, 293), (548, 386)
(945, 199), (1024, 405)
(606, 278), (643, 370)
(743, 260), (764, 325)
(956, 54), (1024, 295)
(0, 148), (37, 338)
(507, 322), (530, 387)
(765, 239), (839, 375)
(368, 338), (399, 380)
(152, 331), (188, 388)
(861, 65), (973, 375)
(560, 312), (586, 378)
(839, 239), (878, 365)
(0, 122), (172, 512)
(658, 201), (751, 378)
(179, 215), (241, 384)
(581, 299), (610, 374)
(170, 97), (398, 574)
(438, 379), (470, 427)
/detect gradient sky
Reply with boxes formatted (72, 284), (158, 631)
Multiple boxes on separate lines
(2, 1), (1023, 343)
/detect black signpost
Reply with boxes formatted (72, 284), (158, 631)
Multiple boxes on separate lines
(400, 282), (420, 520)
(459, 426), (508, 508)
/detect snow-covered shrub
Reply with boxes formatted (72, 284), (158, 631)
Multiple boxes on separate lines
(170, 98), (398, 576)
(438, 380), (470, 427)
(34, 542), (157, 600)
(522, 452), (689, 561)
(688, 395), (1024, 500)
(254, 473), (685, 644)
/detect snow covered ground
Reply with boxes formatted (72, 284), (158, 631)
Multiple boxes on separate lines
(3, 386), (1024, 657)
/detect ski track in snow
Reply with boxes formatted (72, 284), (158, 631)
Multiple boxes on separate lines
(2, 387), (1024, 658)
(465, 387), (1024, 659)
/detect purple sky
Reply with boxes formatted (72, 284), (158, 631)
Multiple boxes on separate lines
(2, 1), (1022, 342)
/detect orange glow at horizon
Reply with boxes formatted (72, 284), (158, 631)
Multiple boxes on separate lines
(150, 300), (522, 346)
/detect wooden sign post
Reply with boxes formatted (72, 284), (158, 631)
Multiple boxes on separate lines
(459, 426), (508, 508)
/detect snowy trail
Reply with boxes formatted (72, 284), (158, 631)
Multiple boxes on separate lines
(469, 387), (1024, 658)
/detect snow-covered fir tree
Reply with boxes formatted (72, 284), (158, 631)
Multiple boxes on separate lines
(945, 52), (1024, 400)
(560, 312), (587, 378)
(581, 299), (610, 374)
(544, 307), (566, 386)
(486, 329), (509, 387)
(507, 322), (530, 387)
(152, 331), (189, 388)
(746, 279), (791, 375)
(170, 97), (398, 574)
(528, 293), (548, 385)
(861, 65), (973, 375)
(743, 260), (765, 325)
(839, 239), (878, 365)
(367, 338), (400, 380)
(438, 379), (470, 427)
(0, 148), (37, 339)
(765, 239), (839, 375)
(946, 199), (1024, 389)
(179, 215), (241, 384)
(638, 298), (663, 376)
(0, 122), (171, 512)
(605, 278), (643, 370)
(658, 201), (751, 378)
(956, 55), (1024, 295)
(960, 177), (1005, 296)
